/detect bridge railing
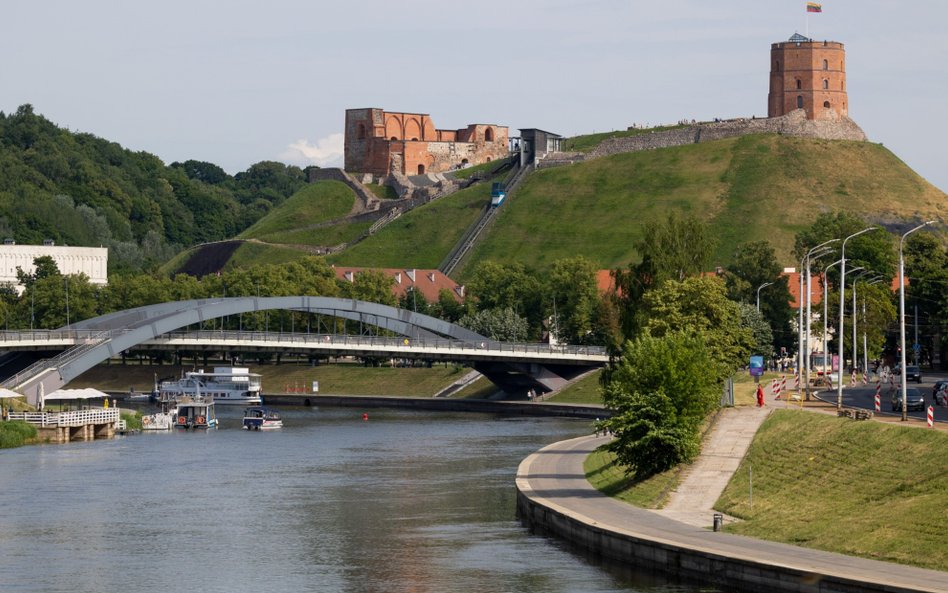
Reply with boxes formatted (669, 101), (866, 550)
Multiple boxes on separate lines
(1, 330), (114, 390)
(147, 330), (608, 358)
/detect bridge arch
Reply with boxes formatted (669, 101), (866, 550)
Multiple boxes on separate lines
(17, 297), (488, 405)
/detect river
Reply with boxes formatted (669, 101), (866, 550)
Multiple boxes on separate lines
(0, 407), (726, 593)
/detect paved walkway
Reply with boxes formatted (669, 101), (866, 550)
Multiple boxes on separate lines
(657, 405), (770, 527)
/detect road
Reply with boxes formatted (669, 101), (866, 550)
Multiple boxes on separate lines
(813, 370), (948, 423)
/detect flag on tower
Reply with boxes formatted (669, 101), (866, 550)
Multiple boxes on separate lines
(806, 2), (822, 12)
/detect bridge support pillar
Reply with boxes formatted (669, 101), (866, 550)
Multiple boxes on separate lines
(473, 361), (592, 398)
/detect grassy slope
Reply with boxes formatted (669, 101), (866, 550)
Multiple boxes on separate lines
(716, 410), (948, 571)
(458, 139), (731, 275)
(585, 409), (948, 571)
(457, 135), (945, 274)
(328, 181), (493, 269)
(238, 180), (356, 241)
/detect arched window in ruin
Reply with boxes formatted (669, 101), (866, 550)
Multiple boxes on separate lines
(357, 123), (366, 140)
(775, 60), (780, 71)
(411, 138), (418, 141)
(823, 101), (831, 108)
(486, 157), (492, 162)
(823, 79), (829, 90)
(796, 79), (802, 90)
(823, 59), (828, 70)
(485, 127), (494, 142)
(418, 164), (425, 175)
(390, 137), (398, 141)
(461, 158), (469, 165)
(797, 95), (804, 109)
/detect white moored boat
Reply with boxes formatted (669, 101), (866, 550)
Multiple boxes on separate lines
(159, 367), (263, 406)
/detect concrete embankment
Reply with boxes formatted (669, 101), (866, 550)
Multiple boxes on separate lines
(262, 394), (608, 419)
(516, 435), (948, 593)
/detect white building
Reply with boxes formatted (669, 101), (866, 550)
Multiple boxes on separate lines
(0, 242), (108, 293)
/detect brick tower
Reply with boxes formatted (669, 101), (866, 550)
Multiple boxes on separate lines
(768, 33), (848, 120)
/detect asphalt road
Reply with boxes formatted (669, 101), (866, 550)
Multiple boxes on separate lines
(813, 371), (948, 423)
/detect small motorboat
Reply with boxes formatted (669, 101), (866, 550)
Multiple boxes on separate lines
(242, 406), (283, 430)
(174, 397), (218, 430)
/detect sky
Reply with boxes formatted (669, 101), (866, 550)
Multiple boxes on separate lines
(3, 0), (946, 192)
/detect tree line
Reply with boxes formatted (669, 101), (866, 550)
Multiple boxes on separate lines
(0, 105), (309, 274)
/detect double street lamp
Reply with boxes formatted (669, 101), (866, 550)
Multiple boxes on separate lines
(899, 221), (936, 420)
(837, 227), (879, 411)
(801, 240), (838, 399)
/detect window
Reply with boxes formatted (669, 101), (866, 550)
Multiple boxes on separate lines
(390, 137), (398, 141)
(823, 101), (831, 108)
(775, 60), (780, 71)
(485, 127), (494, 142)
(357, 123), (365, 140)
(823, 59), (828, 70)
(796, 79), (802, 90)
(797, 95), (804, 109)
(823, 79), (829, 90)
(417, 164), (425, 174)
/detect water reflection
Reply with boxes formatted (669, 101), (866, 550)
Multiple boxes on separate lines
(0, 408), (723, 593)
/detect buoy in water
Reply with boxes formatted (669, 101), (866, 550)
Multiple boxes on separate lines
(362, 413), (369, 421)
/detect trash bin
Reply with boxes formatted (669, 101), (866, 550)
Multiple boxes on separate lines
(713, 513), (723, 532)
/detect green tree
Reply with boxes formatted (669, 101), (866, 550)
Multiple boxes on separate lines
(724, 240), (793, 353)
(794, 212), (896, 283)
(601, 332), (720, 478)
(738, 302), (774, 357)
(613, 213), (716, 339)
(903, 233), (948, 363)
(547, 256), (600, 344)
(458, 307), (528, 341)
(638, 276), (754, 381)
(466, 261), (543, 337)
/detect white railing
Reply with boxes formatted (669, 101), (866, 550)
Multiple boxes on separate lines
(7, 408), (120, 427)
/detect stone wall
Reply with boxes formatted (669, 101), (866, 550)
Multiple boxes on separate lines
(588, 110), (866, 160)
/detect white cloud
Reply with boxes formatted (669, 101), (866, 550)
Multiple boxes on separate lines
(279, 133), (344, 168)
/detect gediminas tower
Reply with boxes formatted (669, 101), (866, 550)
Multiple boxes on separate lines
(768, 33), (848, 120)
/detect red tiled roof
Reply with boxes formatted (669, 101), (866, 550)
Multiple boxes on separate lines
(332, 266), (464, 303)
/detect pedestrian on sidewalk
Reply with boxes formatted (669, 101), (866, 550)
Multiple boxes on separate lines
(756, 383), (765, 407)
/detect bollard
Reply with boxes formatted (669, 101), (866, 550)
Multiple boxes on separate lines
(713, 513), (723, 532)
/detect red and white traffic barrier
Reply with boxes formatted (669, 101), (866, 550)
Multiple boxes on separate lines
(794, 374), (800, 389)
(874, 385), (881, 412)
(928, 406), (934, 428)
(862, 373), (868, 385)
(780, 376), (787, 394)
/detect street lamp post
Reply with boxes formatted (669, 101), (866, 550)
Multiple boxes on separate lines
(837, 227), (878, 411)
(822, 259), (841, 388)
(802, 240), (838, 399)
(849, 269), (872, 377)
(756, 282), (774, 312)
(899, 221), (936, 420)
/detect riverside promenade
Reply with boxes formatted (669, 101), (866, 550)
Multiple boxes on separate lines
(516, 386), (948, 593)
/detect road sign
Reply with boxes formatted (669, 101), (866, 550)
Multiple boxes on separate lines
(750, 355), (764, 377)
(913, 343), (921, 354)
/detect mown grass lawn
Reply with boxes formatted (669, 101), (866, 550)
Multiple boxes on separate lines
(547, 370), (603, 404)
(716, 410), (948, 571)
(238, 181), (356, 239)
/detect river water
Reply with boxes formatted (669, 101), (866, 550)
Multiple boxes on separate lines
(0, 407), (724, 593)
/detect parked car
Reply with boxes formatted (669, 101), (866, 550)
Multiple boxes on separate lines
(891, 387), (926, 412)
(893, 365), (922, 383)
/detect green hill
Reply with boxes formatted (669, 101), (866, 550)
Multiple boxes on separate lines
(459, 134), (944, 274)
(167, 132), (945, 277)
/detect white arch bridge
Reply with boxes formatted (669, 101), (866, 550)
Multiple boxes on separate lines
(0, 297), (608, 407)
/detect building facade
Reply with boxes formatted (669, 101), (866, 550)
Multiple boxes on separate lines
(344, 108), (509, 177)
(0, 243), (108, 292)
(768, 33), (848, 120)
